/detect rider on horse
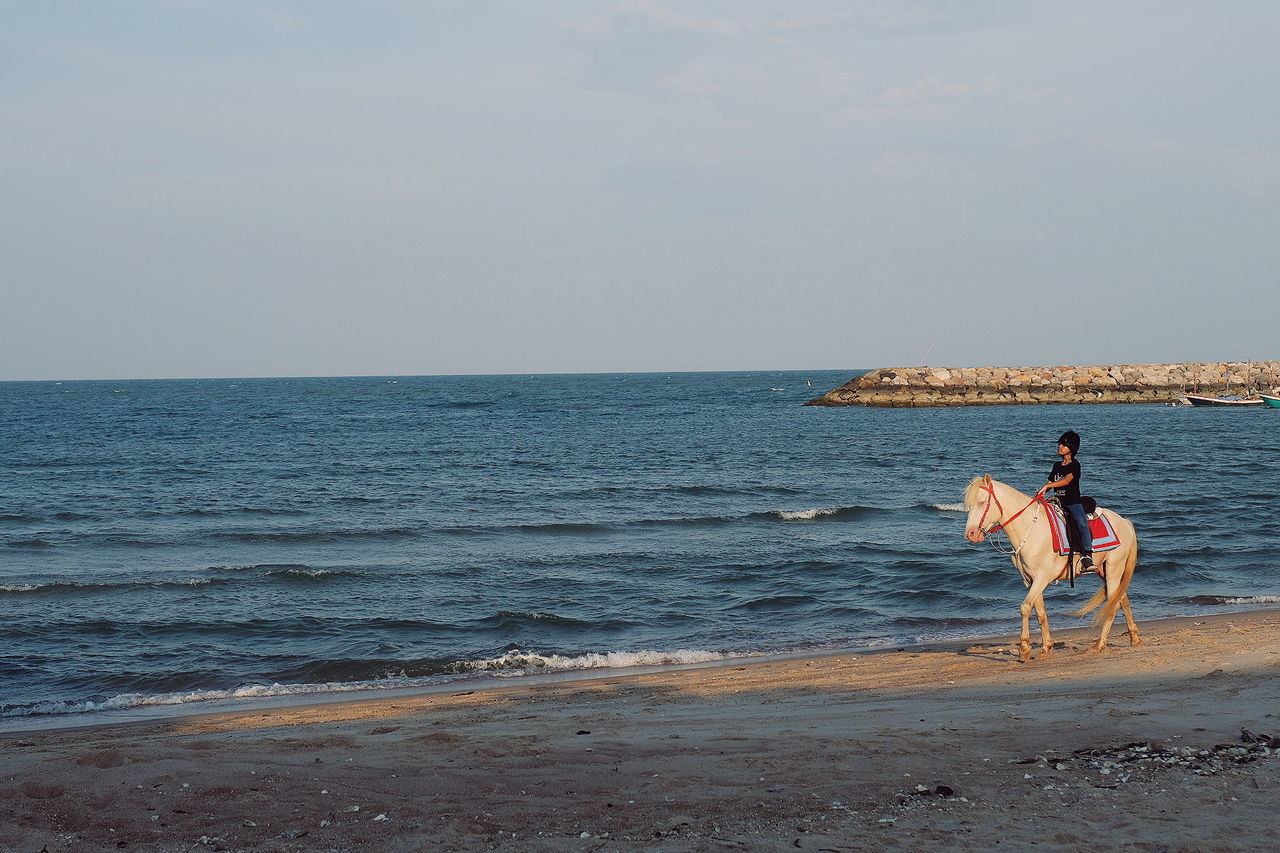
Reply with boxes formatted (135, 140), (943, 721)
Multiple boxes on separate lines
(1037, 430), (1093, 571)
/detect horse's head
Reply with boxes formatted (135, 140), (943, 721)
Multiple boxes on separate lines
(963, 474), (999, 543)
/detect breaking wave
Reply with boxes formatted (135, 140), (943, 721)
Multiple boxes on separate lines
(448, 648), (740, 675)
(1, 647), (744, 718)
(0, 578), (226, 595)
(1186, 595), (1280, 606)
(0, 568), (356, 596)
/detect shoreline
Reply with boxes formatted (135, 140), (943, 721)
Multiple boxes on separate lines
(5, 608), (1280, 850)
(6, 603), (1277, 736)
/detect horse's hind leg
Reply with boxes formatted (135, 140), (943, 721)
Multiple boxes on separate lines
(1121, 594), (1142, 646)
(1092, 574), (1128, 651)
(1092, 542), (1139, 652)
(1093, 584), (1120, 650)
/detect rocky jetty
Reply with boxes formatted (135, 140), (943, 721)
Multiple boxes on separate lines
(805, 361), (1280, 407)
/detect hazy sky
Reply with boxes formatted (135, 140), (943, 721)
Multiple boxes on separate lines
(4, 1), (1278, 380)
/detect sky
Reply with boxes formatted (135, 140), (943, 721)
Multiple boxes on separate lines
(3, 0), (1278, 380)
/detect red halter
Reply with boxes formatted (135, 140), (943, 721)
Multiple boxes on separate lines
(975, 480), (1043, 536)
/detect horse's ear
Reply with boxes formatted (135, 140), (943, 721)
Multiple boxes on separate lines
(983, 473), (992, 484)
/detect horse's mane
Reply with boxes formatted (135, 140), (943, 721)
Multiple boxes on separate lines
(962, 477), (987, 510)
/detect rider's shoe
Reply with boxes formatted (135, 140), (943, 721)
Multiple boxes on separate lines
(1079, 555), (1095, 571)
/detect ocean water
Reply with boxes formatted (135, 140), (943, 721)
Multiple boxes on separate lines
(2, 371), (1278, 728)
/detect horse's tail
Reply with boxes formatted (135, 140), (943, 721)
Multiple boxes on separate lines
(1073, 541), (1138, 625)
(1072, 586), (1107, 619)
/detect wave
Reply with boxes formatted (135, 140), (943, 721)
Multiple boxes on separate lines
(0, 615), (459, 643)
(84, 534), (173, 548)
(731, 594), (820, 611)
(1185, 595), (1280, 606)
(0, 567), (356, 596)
(66, 526), (419, 548)
(479, 610), (592, 627)
(211, 562), (313, 572)
(0, 577), (229, 595)
(448, 648), (738, 675)
(161, 507), (308, 518)
(931, 503), (969, 513)
(1, 647), (744, 718)
(210, 526), (419, 543)
(272, 568), (354, 580)
(446, 505), (885, 535)
(5, 538), (55, 548)
(470, 610), (639, 631)
(675, 484), (803, 496)
(1, 681), (411, 718)
(512, 521), (616, 534)
(761, 506), (877, 522)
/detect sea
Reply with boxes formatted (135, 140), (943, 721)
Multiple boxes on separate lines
(2, 371), (1278, 730)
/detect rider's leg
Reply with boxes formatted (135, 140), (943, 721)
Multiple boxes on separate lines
(1066, 503), (1094, 569)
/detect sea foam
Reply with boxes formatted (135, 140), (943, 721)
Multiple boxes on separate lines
(1192, 595), (1280, 606)
(1, 648), (744, 718)
(451, 648), (738, 674)
(775, 508), (839, 521)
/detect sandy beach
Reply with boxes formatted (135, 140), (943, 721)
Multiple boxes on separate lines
(4, 610), (1280, 852)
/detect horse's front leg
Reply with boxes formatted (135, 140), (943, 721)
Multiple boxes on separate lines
(1018, 576), (1054, 662)
(1033, 596), (1053, 658)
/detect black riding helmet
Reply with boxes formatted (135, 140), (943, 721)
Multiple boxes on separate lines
(1058, 430), (1080, 455)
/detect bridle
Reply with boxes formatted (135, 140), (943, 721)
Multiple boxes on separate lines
(974, 479), (1043, 538)
(974, 478), (1084, 587)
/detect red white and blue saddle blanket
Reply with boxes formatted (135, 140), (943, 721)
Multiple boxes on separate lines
(1045, 503), (1122, 556)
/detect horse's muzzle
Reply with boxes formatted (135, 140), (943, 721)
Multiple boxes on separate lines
(966, 527), (986, 544)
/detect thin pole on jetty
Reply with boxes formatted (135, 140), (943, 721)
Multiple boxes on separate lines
(917, 337), (939, 367)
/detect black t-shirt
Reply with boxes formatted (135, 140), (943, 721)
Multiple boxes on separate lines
(1050, 459), (1082, 504)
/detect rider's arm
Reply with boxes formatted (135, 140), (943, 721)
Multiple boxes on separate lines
(1037, 472), (1074, 494)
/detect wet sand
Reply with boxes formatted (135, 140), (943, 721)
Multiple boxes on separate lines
(4, 609), (1280, 851)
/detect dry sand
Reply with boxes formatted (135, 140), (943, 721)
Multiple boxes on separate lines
(4, 610), (1280, 852)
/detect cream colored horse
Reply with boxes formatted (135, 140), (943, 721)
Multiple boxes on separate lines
(963, 474), (1141, 661)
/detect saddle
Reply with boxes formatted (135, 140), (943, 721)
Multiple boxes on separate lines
(1043, 497), (1122, 557)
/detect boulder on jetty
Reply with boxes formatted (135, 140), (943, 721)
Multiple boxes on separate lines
(805, 361), (1280, 407)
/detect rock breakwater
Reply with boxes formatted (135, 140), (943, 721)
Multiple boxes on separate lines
(805, 361), (1280, 407)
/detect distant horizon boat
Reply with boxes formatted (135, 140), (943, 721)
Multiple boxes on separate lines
(1259, 393), (1280, 408)
(1180, 393), (1265, 407)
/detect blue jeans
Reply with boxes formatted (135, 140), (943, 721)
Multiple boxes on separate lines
(1065, 503), (1093, 554)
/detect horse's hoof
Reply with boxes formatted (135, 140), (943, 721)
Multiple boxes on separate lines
(1040, 648), (1054, 660)
(1130, 638), (1143, 647)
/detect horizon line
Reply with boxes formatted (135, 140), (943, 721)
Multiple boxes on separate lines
(0, 367), (864, 384)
